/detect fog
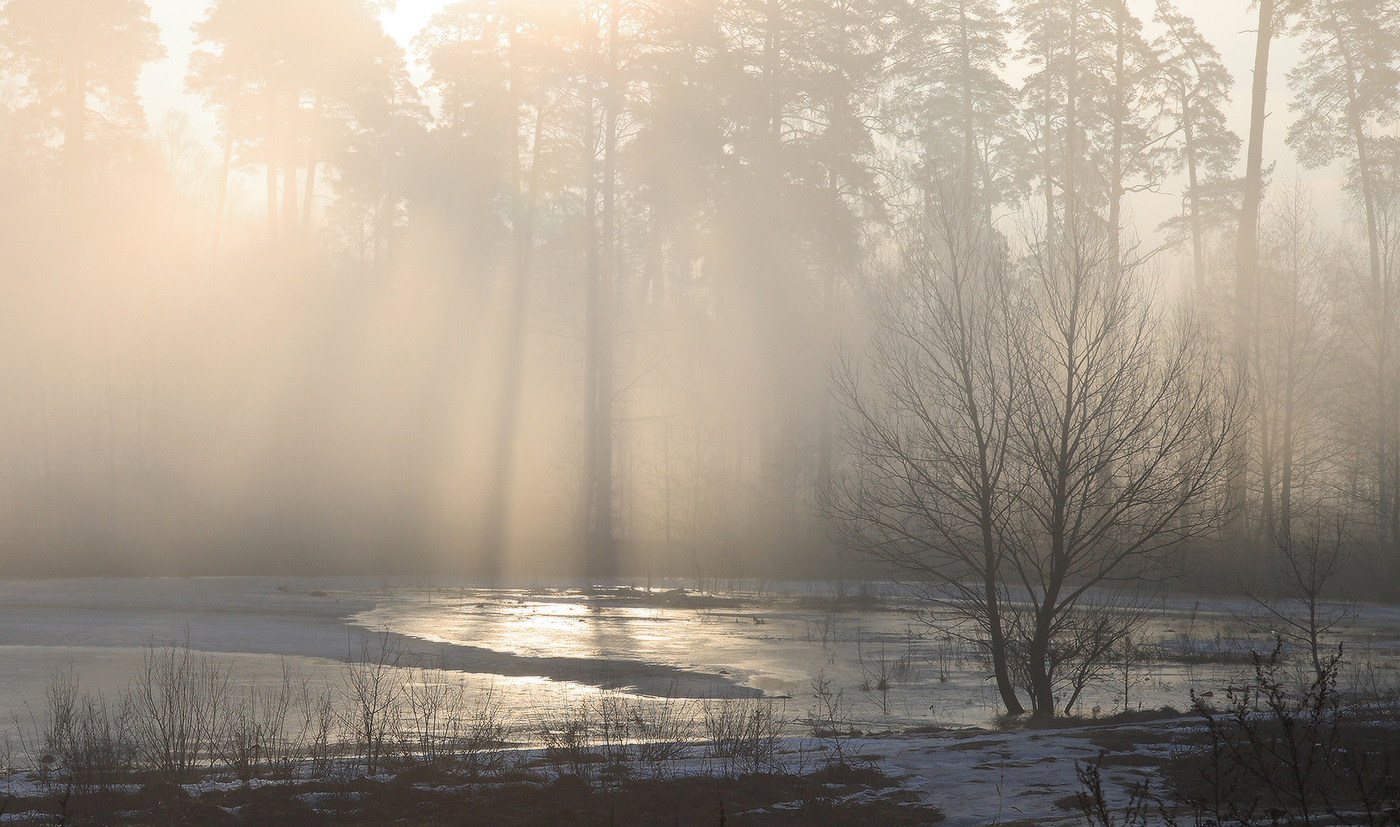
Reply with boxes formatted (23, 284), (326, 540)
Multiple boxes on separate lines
(0, 0), (1396, 587)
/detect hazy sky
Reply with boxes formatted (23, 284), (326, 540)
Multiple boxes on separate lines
(134, 0), (1343, 250)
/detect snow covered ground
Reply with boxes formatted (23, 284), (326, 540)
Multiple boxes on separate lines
(0, 715), (1198, 826)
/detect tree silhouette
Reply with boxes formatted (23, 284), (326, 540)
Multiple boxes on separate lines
(0, 0), (163, 216)
(1155, 0), (1239, 294)
(188, 0), (414, 244)
(896, 0), (1021, 216)
(1287, 0), (1400, 562)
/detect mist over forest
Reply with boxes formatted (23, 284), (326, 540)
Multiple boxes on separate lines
(0, 0), (1396, 590)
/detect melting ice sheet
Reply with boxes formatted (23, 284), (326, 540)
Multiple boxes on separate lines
(1, 577), (1399, 732)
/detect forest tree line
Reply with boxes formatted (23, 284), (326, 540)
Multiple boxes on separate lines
(0, 0), (1396, 589)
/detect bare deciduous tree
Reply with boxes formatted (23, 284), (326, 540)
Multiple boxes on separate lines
(1008, 210), (1239, 717)
(1249, 514), (1356, 681)
(1250, 184), (1335, 544)
(834, 186), (1239, 719)
(829, 174), (1025, 714)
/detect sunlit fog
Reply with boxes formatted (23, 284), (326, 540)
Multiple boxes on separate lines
(4, 0), (1388, 585)
(2, 0), (1400, 823)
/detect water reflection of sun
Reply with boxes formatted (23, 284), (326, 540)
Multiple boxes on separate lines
(371, 594), (675, 662)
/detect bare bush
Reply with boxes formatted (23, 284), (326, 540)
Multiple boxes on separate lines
(541, 704), (599, 780)
(218, 660), (300, 781)
(128, 634), (232, 781)
(593, 689), (632, 766)
(402, 669), (511, 771)
(857, 634), (894, 715)
(340, 629), (406, 776)
(456, 684), (511, 775)
(892, 626), (921, 684)
(1077, 759), (1174, 827)
(64, 691), (136, 795)
(1085, 644), (1400, 827)
(300, 683), (338, 778)
(40, 668), (78, 772)
(1185, 644), (1400, 827)
(1247, 515), (1357, 682)
(403, 668), (465, 765)
(932, 634), (959, 684)
(6, 668), (138, 827)
(1042, 595), (1154, 716)
(700, 696), (788, 777)
(25, 670), (137, 796)
(1110, 635), (1157, 714)
(807, 672), (858, 767)
(632, 693), (696, 777)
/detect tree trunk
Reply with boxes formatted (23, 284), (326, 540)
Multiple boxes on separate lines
(579, 65), (600, 564)
(1231, 0), (1276, 542)
(580, 0), (621, 580)
(817, 252), (835, 493)
(1385, 279), (1399, 569)
(1028, 606), (1057, 719)
(1063, 0), (1081, 218)
(212, 124), (233, 261)
(62, 57), (85, 221)
(592, 0), (620, 578)
(281, 150), (298, 239)
(1322, 0), (1392, 562)
(1260, 411), (1276, 542)
(1281, 348), (1295, 537)
(302, 96), (320, 230)
(481, 23), (543, 580)
(1324, 1), (1383, 294)
(757, 0), (790, 514)
(266, 149), (278, 243)
(983, 517), (1024, 714)
(1042, 35), (1056, 241)
(1182, 83), (1205, 294)
(1029, 259), (1083, 721)
(954, 234), (1023, 715)
(302, 154), (317, 230)
(959, 0), (976, 189)
(644, 211), (666, 306)
(1107, 0), (1126, 277)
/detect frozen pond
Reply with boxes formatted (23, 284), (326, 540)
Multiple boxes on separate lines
(1, 576), (1398, 738)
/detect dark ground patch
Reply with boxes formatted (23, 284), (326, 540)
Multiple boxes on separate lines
(946, 738), (1009, 751)
(0, 766), (943, 827)
(1079, 726), (1176, 752)
(1092, 752), (1163, 768)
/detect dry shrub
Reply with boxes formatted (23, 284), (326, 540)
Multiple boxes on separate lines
(340, 629), (406, 776)
(129, 634), (231, 781)
(701, 696), (788, 777)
